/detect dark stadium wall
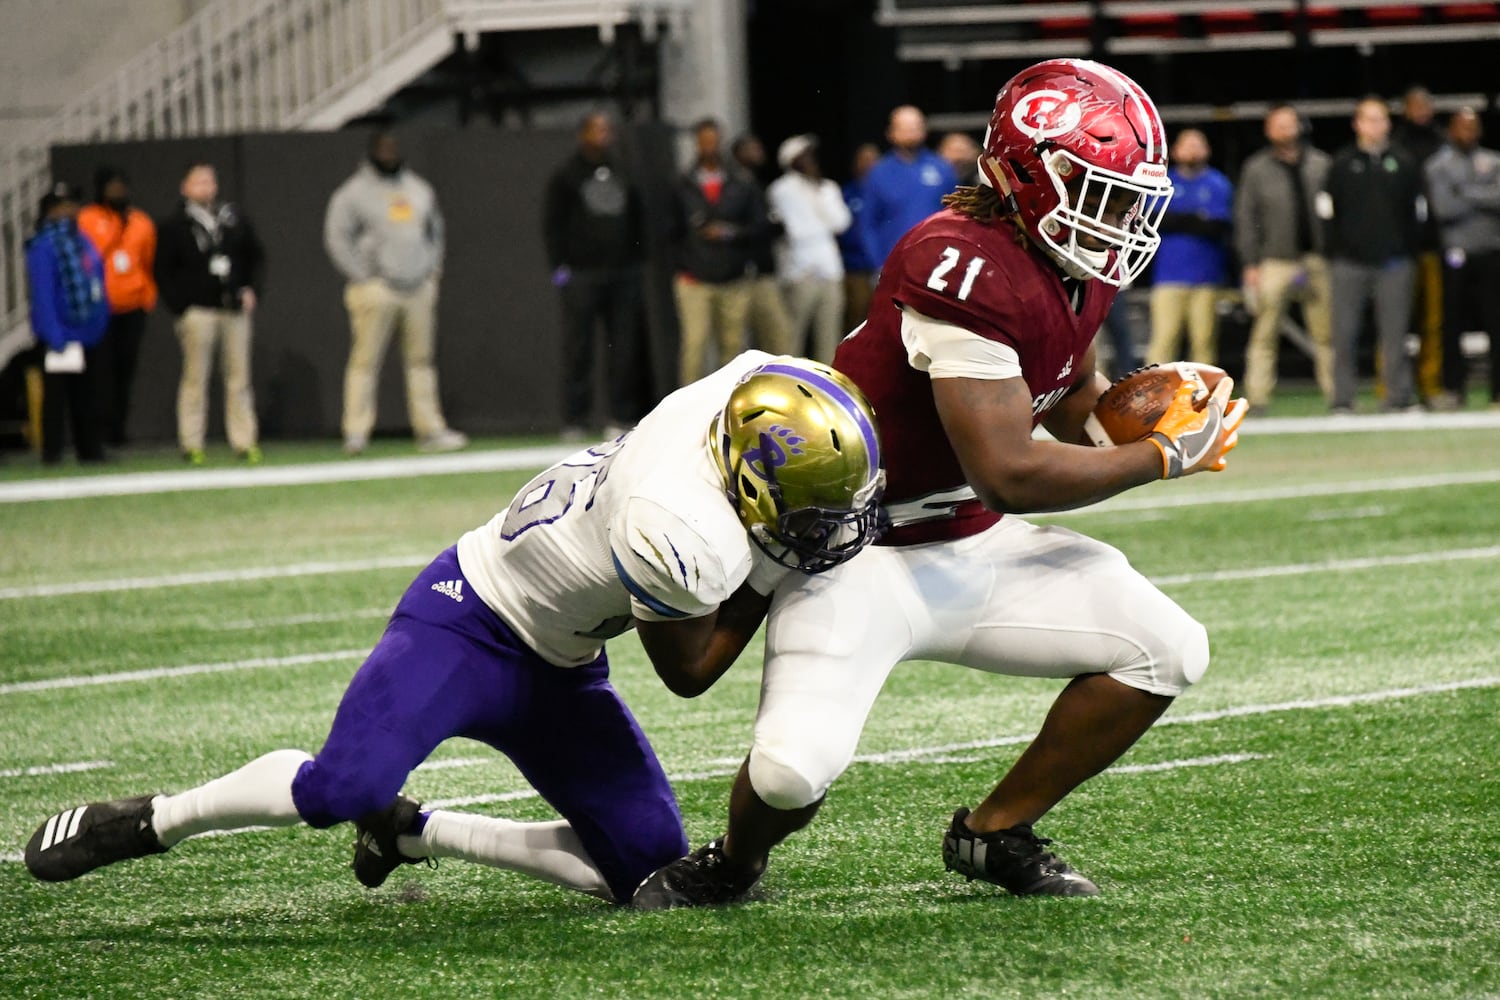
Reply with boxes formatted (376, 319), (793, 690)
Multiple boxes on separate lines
(52, 125), (681, 443)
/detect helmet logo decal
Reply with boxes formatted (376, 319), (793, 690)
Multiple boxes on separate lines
(742, 426), (805, 483)
(1011, 90), (1082, 140)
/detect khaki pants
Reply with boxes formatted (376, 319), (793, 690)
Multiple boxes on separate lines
(176, 306), (257, 452)
(1244, 254), (1334, 406)
(675, 276), (752, 385)
(746, 276), (794, 356)
(1412, 251), (1445, 400)
(782, 275), (846, 364)
(342, 277), (449, 441)
(1146, 284), (1219, 365)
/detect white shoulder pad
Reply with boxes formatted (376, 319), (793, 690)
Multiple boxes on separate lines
(609, 495), (752, 622)
(901, 306), (1022, 380)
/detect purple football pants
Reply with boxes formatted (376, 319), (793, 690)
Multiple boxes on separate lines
(290, 547), (688, 901)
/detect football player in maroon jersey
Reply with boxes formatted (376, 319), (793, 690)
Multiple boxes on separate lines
(635, 59), (1248, 908)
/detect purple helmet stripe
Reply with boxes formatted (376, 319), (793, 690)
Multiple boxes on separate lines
(755, 363), (881, 467)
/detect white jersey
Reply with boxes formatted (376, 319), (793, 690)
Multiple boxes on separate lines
(458, 351), (781, 667)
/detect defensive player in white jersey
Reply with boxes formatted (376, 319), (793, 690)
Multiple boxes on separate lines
(24, 353), (885, 905)
(635, 59), (1248, 907)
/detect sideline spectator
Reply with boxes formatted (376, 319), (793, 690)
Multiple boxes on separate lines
(1426, 108), (1500, 409)
(1099, 287), (1142, 379)
(324, 129), (468, 455)
(77, 166), (156, 448)
(671, 119), (762, 384)
(543, 111), (647, 440)
(937, 131), (981, 186)
(861, 106), (956, 271)
(767, 134), (851, 363)
(1146, 129), (1233, 365)
(838, 143), (881, 332)
(1233, 104), (1334, 411)
(1321, 96), (1425, 413)
(1393, 85), (1448, 405)
(154, 162), (265, 464)
(730, 133), (794, 357)
(27, 182), (109, 465)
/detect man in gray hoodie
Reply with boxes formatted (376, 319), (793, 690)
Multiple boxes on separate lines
(1425, 108), (1500, 409)
(324, 129), (467, 455)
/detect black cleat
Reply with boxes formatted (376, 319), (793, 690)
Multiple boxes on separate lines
(25, 795), (168, 882)
(942, 807), (1099, 897)
(631, 838), (766, 910)
(352, 794), (424, 888)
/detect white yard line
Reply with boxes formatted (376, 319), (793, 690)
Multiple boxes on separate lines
(0, 446), (577, 504)
(1, 681), (1490, 861)
(5, 542), (1499, 695)
(0, 556), (430, 600)
(1, 414), (1496, 507)
(0, 649), (367, 696)
(0, 760), (113, 779)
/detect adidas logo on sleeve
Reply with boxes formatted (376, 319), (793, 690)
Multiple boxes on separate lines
(430, 579), (465, 602)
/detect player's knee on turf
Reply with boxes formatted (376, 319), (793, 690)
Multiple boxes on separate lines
(747, 745), (838, 811)
(290, 759), (404, 829)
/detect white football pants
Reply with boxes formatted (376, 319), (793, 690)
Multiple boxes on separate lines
(748, 516), (1209, 810)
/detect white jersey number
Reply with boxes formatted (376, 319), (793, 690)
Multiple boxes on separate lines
(926, 246), (985, 302)
(500, 437), (626, 540)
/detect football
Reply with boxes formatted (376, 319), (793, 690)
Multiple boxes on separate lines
(1084, 363), (1229, 446)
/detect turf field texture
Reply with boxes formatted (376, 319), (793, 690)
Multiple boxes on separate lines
(3, 417), (1498, 999)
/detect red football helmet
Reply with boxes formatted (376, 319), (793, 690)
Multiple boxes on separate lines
(979, 59), (1173, 286)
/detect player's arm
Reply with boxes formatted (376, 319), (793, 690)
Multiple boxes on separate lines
(1039, 342), (1111, 446)
(635, 583), (772, 699)
(933, 372), (1161, 514)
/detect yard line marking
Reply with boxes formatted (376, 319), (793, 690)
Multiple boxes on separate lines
(3, 539), (1497, 694)
(1047, 468), (1500, 517)
(0, 760), (112, 779)
(1305, 504), (1386, 522)
(0, 556), (429, 600)
(8, 469), (1500, 602)
(1106, 752), (1268, 774)
(1, 682), (1492, 862)
(0, 446), (577, 505)
(1150, 544), (1500, 586)
(210, 608), (392, 630)
(5, 412), (1499, 506)
(415, 758), (494, 773)
(0, 649), (367, 696)
(426, 679), (1494, 809)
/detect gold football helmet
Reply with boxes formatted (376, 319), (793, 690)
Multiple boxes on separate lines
(710, 358), (885, 573)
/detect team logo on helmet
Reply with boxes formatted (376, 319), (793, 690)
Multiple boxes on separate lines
(742, 426), (806, 482)
(1010, 90), (1082, 140)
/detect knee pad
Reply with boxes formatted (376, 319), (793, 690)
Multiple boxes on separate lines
(747, 746), (832, 812)
(1108, 615), (1210, 697)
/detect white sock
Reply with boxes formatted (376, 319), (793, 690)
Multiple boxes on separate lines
(402, 810), (613, 901)
(150, 749), (312, 848)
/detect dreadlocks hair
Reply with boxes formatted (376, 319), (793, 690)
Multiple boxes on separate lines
(941, 183), (1006, 220)
(941, 184), (1029, 248)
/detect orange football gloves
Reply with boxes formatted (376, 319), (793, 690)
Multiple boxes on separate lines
(1147, 374), (1248, 479)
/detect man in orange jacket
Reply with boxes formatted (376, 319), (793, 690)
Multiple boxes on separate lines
(78, 166), (157, 448)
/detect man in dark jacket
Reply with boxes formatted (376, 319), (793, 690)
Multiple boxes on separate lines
(672, 119), (766, 385)
(154, 161), (265, 463)
(1320, 96), (1426, 412)
(543, 111), (647, 439)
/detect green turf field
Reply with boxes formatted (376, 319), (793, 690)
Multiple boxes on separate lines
(4, 419), (1499, 999)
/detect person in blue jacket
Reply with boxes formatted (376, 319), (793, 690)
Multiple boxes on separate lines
(27, 181), (110, 464)
(860, 106), (957, 273)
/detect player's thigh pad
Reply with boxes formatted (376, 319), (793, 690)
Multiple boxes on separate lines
(750, 547), (919, 810)
(911, 517), (1208, 697)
